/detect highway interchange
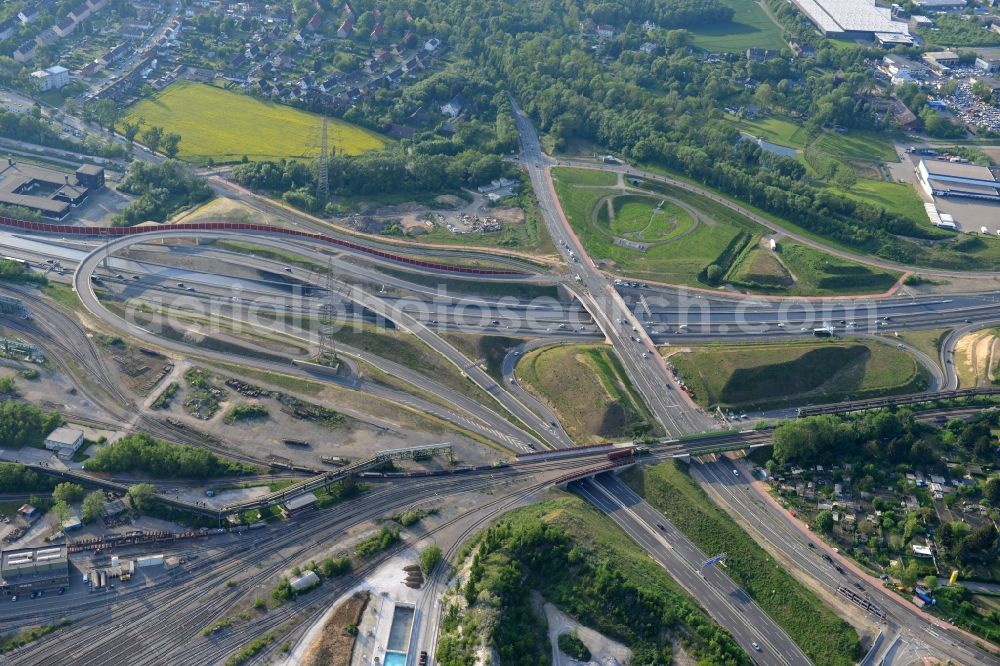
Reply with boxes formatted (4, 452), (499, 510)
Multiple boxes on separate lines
(0, 108), (999, 665)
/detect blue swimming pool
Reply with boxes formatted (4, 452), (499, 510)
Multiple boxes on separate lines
(384, 651), (407, 666)
(387, 605), (414, 652)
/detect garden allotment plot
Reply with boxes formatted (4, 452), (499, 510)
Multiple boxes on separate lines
(126, 81), (387, 164)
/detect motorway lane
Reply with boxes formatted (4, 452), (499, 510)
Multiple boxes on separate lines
(696, 458), (997, 665)
(575, 474), (809, 664)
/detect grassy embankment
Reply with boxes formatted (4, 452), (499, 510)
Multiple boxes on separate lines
(517, 344), (657, 443)
(622, 461), (861, 666)
(669, 339), (928, 411)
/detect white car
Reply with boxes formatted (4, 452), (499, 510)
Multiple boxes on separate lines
(752, 642), (761, 652)
(732, 469), (740, 476)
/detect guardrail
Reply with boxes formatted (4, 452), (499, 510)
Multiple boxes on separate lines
(0, 215), (526, 276)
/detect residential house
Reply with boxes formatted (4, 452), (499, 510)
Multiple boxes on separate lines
(441, 94), (464, 117)
(14, 41), (36, 63)
(69, 3), (91, 22)
(0, 16), (19, 40)
(337, 16), (354, 38)
(595, 23), (615, 38)
(53, 17), (78, 38)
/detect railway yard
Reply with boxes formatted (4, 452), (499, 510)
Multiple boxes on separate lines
(0, 110), (1000, 666)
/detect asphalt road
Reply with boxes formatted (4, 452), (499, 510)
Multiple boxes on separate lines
(575, 474), (810, 665)
(696, 457), (997, 665)
(511, 99), (716, 437)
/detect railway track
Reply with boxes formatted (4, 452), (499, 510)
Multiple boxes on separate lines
(8, 463), (570, 666)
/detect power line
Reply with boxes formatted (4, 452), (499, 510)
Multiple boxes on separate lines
(317, 116), (329, 200)
(316, 256), (337, 366)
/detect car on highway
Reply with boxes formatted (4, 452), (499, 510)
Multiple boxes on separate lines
(807, 542), (815, 549)
(9, 596), (15, 602)
(732, 469), (739, 476)
(656, 523), (665, 531)
(752, 642), (761, 652)
(177, 282), (185, 288)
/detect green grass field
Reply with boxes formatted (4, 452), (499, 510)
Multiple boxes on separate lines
(622, 462), (861, 666)
(837, 178), (928, 228)
(553, 168), (755, 285)
(669, 339), (928, 411)
(125, 81), (387, 164)
(518, 344), (656, 442)
(689, 0), (786, 52)
(729, 115), (808, 148)
(599, 195), (694, 242)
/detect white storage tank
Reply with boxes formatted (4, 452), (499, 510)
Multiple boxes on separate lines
(136, 554), (164, 568)
(290, 570), (320, 591)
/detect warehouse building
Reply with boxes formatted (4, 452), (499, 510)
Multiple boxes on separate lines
(0, 545), (70, 596)
(282, 492), (318, 517)
(44, 426), (85, 460)
(0, 160), (100, 220)
(790, 0), (911, 42)
(912, 0), (967, 11)
(918, 159), (1000, 202)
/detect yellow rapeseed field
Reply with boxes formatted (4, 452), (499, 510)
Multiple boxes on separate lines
(125, 81), (387, 163)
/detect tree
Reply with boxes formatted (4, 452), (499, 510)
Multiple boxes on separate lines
(832, 165), (858, 191)
(704, 264), (724, 284)
(664, 29), (690, 49)
(122, 118), (143, 144)
(162, 133), (182, 159)
(52, 482), (84, 504)
(815, 510), (834, 533)
(141, 126), (164, 153)
(971, 80), (994, 103)
(420, 544), (443, 575)
(50, 500), (72, 530)
(127, 483), (156, 512)
(81, 490), (106, 523)
(985, 478), (1000, 506)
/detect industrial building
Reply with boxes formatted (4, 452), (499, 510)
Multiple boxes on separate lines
(975, 51), (1000, 74)
(918, 159), (1000, 202)
(912, 0), (967, 11)
(0, 160), (102, 220)
(0, 545), (70, 596)
(282, 492), (318, 516)
(789, 0), (911, 43)
(44, 426), (85, 460)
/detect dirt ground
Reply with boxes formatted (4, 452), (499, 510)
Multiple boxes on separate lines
(0, 353), (123, 429)
(349, 191), (524, 237)
(302, 591), (370, 666)
(537, 592), (632, 666)
(146, 361), (497, 469)
(954, 330), (999, 388)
